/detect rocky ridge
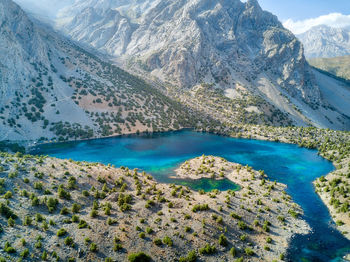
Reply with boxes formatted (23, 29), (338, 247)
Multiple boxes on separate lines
(54, 0), (350, 130)
(0, 0), (206, 141)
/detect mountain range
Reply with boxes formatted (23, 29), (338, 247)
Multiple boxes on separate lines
(2, 0), (350, 142)
(297, 25), (350, 58)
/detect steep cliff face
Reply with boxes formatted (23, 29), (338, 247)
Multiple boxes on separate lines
(0, 0), (195, 141)
(298, 25), (350, 58)
(57, 0), (321, 107)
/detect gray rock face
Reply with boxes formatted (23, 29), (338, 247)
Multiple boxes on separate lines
(297, 25), (350, 58)
(57, 0), (321, 106)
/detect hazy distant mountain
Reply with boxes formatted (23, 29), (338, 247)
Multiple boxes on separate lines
(0, 0), (196, 141)
(297, 25), (350, 58)
(309, 55), (350, 81)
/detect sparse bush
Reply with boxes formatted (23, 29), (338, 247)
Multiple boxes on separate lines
(114, 243), (123, 251)
(90, 242), (98, 252)
(72, 203), (81, 213)
(4, 242), (16, 253)
(219, 234), (228, 246)
(128, 252), (151, 262)
(57, 228), (67, 237)
(179, 250), (197, 262)
(153, 238), (162, 246)
(3, 191), (12, 199)
(163, 236), (173, 246)
(23, 216), (32, 226)
(79, 219), (88, 228)
(192, 204), (209, 212)
(199, 244), (216, 255)
(245, 247), (254, 256)
(64, 237), (74, 246)
(20, 248), (29, 258)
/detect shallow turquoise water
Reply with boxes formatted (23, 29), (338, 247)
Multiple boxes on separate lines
(32, 130), (350, 261)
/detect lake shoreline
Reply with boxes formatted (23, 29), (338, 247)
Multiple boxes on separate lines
(9, 125), (350, 259)
(173, 155), (311, 260)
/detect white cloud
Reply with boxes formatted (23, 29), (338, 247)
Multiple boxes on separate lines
(13, 0), (74, 18)
(283, 13), (350, 35)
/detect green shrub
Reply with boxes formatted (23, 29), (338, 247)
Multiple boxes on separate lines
(192, 204), (209, 212)
(185, 226), (192, 233)
(90, 209), (98, 218)
(31, 196), (39, 206)
(230, 247), (236, 257)
(60, 207), (70, 215)
(58, 186), (71, 200)
(153, 238), (162, 246)
(163, 236), (173, 246)
(34, 182), (43, 190)
(46, 197), (58, 212)
(72, 215), (79, 223)
(199, 244), (216, 255)
(35, 240), (42, 249)
(179, 250), (197, 262)
(4, 242), (16, 253)
(8, 217), (15, 227)
(128, 252), (151, 262)
(238, 221), (247, 230)
(336, 220), (345, 226)
(78, 219), (88, 228)
(72, 203), (81, 213)
(113, 243), (123, 252)
(36, 213), (44, 222)
(90, 243), (98, 252)
(20, 248), (29, 258)
(0, 203), (16, 218)
(23, 216), (32, 226)
(244, 247), (254, 256)
(218, 234), (228, 246)
(57, 228), (67, 237)
(42, 251), (48, 260)
(3, 191), (12, 199)
(64, 237), (74, 246)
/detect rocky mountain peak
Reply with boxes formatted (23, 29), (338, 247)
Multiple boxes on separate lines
(297, 25), (350, 58)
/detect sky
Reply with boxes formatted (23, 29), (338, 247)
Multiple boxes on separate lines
(257, 0), (350, 34)
(13, 0), (350, 34)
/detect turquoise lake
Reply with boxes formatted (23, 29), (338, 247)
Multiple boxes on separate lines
(31, 130), (350, 261)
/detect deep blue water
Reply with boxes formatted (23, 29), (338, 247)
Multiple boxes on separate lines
(31, 130), (350, 261)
